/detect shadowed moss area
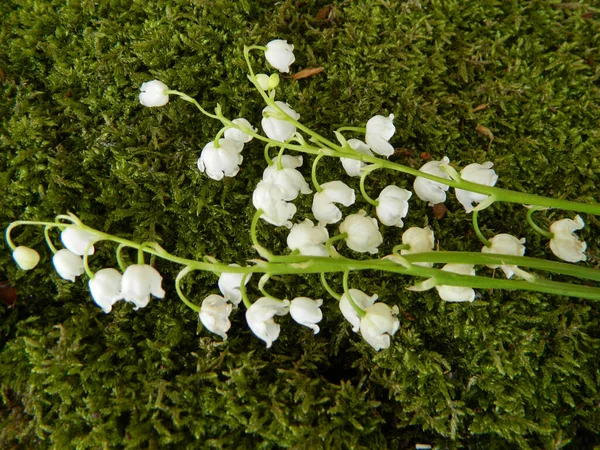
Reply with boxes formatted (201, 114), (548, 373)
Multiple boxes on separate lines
(1, 0), (600, 448)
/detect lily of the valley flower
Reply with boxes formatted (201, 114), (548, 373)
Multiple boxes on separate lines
(121, 264), (165, 310)
(245, 297), (290, 348)
(262, 155), (312, 201)
(89, 268), (123, 313)
(12, 246), (40, 270)
(290, 297), (323, 334)
(360, 302), (400, 351)
(365, 114), (395, 157)
(199, 294), (233, 340)
(253, 180), (297, 228)
(339, 288), (378, 332)
(549, 215), (587, 262)
(197, 138), (244, 181)
(261, 101), (300, 142)
(481, 234), (526, 278)
(312, 180), (355, 225)
(139, 80), (169, 107)
(455, 162), (498, 213)
(264, 39), (295, 73)
(61, 227), (101, 256)
(340, 139), (373, 177)
(376, 185), (412, 228)
(224, 118), (256, 143)
(286, 219), (329, 256)
(339, 210), (383, 254)
(52, 249), (85, 282)
(413, 157), (451, 206)
(218, 264), (252, 306)
(435, 264), (476, 302)
(400, 226), (435, 267)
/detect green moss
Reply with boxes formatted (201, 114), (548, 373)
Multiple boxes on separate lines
(1, 0), (600, 448)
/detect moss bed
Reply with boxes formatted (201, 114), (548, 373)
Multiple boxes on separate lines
(1, 0), (600, 448)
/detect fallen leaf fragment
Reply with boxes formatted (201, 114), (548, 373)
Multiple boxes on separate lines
(472, 103), (489, 112)
(292, 67), (325, 80)
(432, 203), (447, 220)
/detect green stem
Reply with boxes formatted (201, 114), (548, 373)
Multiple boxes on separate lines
(337, 126), (366, 134)
(276, 147), (285, 170)
(115, 244), (128, 272)
(320, 272), (341, 300)
(472, 210), (492, 248)
(359, 166), (380, 207)
(239, 272), (252, 309)
(43, 226), (58, 254)
(392, 244), (410, 254)
(526, 207), (554, 239)
(164, 90), (220, 120)
(82, 242), (94, 279)
(251, 209), (273, 259)
(264, 144), (274, 166)
(311, 153), (325, 193)
(175, 267), (202, 313)
(343, 270), (366, 317)
(326, 233), (347, 257)
(213, 127), (226, 148)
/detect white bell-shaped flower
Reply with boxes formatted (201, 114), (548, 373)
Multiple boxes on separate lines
(413, 157), (451, 206)
(199, 294), (233, 340)
(262, 155), (312, 201)
(264, 39), (295, 73)
(12, 246), (40, 270)
(290, 297), (323, 334)
(197, 139), (244, 181)
(339, 289), (378, 333)
(312, 181), (355, 225)
(61, 227), (101, 256)
(261, 102), (300, 142)
(224, 118), (256, 143)
(376, 185), (412, 227)
(218, 264), (252, 306)
(340, 139), (373, 177)
(121, 264), (165, 310)
(339, 210), (383, 254)
(365, 114), (395, 157)
(400, 226), (435, 267)
(245, 297), (290, 348)
(481, 234), (526, 278)
(455, 162), (498, 213)
(139, 80), (169, 107)
(52, 249), (85, 282)
(360, 303), (400, 351)
(286, 219), (329, 257)
(253, 180), (297, 228)
(435, 264), (476, 302)
(549, 215), (587, 262)
(89, 268), (123, 313)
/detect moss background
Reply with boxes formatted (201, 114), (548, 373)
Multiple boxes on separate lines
(1, 0), (600, 448)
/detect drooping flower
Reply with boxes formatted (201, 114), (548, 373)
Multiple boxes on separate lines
(264, 39), (295, 73)
(286, 219), (329, 257)
(435, 264), (476, 302)
(340, 139), (373, 177)
(52, 249), (85, 282)
(312, 180), (355, 225)
(339, 210), (383, 254)
(261, 102), (300, 142)
(224, 118), (256, 143)
(290, 297), (323, 334)
(12, 246), (40, 270)
(413, 157), (451, 206)
(245, 297), (290, 348)
(360, 302), (400, 351)
(400, 226), (435, 267)
(121, 264), (165, 310)
(549, 215), (587, 262)
(89, 268), (123, 313)
(61, 227), (101, 256)
(197, 139), (244, 181)
(481, 234), (526, 278)
(199, 294), (233, 340)
(218, 264), (252, 306)
(262, 155), (311, 201)
(252, 180), (297, 228)
(139, 80), (169, 107)
(365, 114), (395, 157)
(455, 162), (498, 213)
(339, 289), (378, 332)
(376, 185), (412, 228)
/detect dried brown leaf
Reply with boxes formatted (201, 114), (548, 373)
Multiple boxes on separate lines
(292, 67), (325, 80)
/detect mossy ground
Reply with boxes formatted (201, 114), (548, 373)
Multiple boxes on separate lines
(1, 0), (600, 448)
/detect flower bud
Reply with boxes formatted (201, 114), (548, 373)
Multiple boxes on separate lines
(139, 80), (169, 107)
(12, 246), (40, 270)
(256, 74), (271, 90)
